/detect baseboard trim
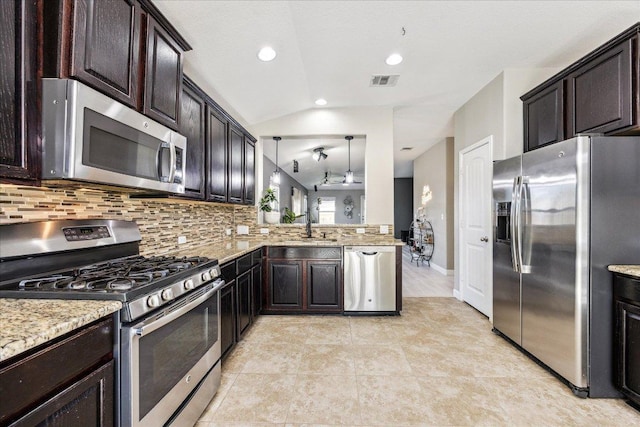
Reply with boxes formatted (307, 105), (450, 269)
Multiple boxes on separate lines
(430, 263), (455, 276)
(453, 289), (462, 300)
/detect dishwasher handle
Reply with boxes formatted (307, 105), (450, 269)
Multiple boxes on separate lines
(361, 251), (378, 256)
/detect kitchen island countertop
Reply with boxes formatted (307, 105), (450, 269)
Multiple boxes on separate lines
(608, 265), (640, 279)
(0, 299), (122, 362)
(166, 237), (404, 265)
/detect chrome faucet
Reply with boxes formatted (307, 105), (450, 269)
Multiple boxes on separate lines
(305, 208), (312, 238)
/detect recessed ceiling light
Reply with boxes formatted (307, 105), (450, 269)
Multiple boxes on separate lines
(385, 53), (403, 66)
(315, 98), (327, 106)
(257, 46), (276, 62)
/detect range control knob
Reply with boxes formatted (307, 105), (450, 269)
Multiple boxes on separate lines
(201, 271), (211, 282)
(147, 294), (161, 308)
(209, 268), (219, 278)
(183, 279), (195, 290)
(161, 288), (174, 301)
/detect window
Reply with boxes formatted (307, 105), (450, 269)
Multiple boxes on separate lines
(317, 197), (336, 224)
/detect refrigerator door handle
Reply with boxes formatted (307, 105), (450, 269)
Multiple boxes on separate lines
(520, 177), (532, 274)
(510, 176), (521, 272)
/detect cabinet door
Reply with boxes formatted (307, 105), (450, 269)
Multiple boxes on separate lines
(523, 80), (564, 152)
(206, 107), (228, 202)
(307, 261), (341, 311)
(179, 80), (206, 199)
(143, 15), (182, 130)
(567, 37), (634, 136)
(236, 271), (252, 340)
(616, 300), (640, 406)
(251, 264), (262, 318)
(70, 0), (141, 108)
(220, 280), (236, 359)
(228, 126), (244, 204)
(267, 260), (303, 309)
(0, 0), (39, 181)
(12, 361), (114, 427)
(244, 139), (255, 205)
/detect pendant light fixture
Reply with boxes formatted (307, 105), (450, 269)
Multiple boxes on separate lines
(272, 136), (281, 184)
(344, 136), (354, 184)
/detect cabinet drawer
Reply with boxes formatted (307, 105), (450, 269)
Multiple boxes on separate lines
(0, 317), (114, 425)
(236, 253), (252, 275)
(221, 261), (236, 281)
(268, 246), (341, 260)
(614, 274), (640, 303)
(251, 248), (263, 266)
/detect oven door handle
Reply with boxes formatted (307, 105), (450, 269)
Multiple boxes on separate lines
(133, 279), (224, 337)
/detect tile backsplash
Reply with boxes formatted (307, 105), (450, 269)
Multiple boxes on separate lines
(0, 183), (395, 255)
(0, 184), (256, 255)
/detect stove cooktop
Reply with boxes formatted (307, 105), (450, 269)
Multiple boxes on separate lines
(0, 255), (217, 302)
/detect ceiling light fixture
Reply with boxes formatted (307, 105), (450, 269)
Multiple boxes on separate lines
(385, 53), (403, 66)
(272, 137), (281, 184)
(315, 98), (327, 106)
(312, 147), (327, 162)
(258, 46), (276, 62)
(344, 136), (354, 184)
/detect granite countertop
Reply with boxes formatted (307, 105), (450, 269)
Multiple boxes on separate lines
(608, 265), (640, 279)
(168, 237), (404, 264)
(0, 299), (122, 362)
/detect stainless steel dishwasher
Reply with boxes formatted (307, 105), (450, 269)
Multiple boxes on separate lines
(344, 246), (397, 313)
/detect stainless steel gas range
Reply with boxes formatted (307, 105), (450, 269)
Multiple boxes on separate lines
(0, 219), (224, 427)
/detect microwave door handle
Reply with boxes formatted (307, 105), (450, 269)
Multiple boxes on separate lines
(510, 176), (521, 272)
(167, 141), (177, 184)
(157, 142), (171, 183)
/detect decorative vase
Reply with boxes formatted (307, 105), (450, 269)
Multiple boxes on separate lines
(264, 211), (280, 224)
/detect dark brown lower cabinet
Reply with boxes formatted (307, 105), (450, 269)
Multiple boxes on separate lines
(252, 263), (262, 318)
(11, 361), (114, 427)
(236, 270), (252, 339)
(0, 317), (115, 426)
(220, 278), (236, 359)
(264, 247), (342, 314)
(614, 273), (640, 408)
(307, 261), (341, 310)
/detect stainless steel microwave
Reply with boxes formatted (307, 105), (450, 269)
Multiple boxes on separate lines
(41, 79), (186, 194)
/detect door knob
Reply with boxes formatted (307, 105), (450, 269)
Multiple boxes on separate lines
(480, 236), (489, 242)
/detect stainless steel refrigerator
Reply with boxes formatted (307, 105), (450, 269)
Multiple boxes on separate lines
(492, 135), (640, 397)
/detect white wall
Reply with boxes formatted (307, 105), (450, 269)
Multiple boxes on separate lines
(452, 68), (559, 291)
(249, 107), (394, 224)
(413, 137), (454, 271)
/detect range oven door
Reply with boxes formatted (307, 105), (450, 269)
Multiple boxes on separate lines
(121, 281), (223, 427)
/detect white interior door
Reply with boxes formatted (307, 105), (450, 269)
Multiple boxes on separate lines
(459, 137), (493, 317)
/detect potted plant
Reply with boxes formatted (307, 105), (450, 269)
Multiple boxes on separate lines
(259, 188), (279, 224)
(282, 207), (305, 224)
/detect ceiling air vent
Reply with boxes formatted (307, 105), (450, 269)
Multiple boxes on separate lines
(370, 75), (399, 87)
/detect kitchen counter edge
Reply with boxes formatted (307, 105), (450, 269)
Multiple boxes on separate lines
(0, 299), (122, 362)
(608, 265), (640, 279)
(168, 238), (404, 264)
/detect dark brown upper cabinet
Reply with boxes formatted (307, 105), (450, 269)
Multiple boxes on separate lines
(244, 139), (255, 205)
(206, 107), (228, 203)
(567, 37), (634, 136)
(143, 14), (183, 130)
(522, 23), (639, 152)
(523, 80), (565, 152)
(68, 0), (141, 108)
(0, 0), (40, 182)
(228, 126), (244, 204)
(43, 0), (191, 131)
(179, 78), (206, 199)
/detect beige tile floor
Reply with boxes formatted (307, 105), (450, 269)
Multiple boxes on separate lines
(197, 297), (640, 426)
(401, 245), (454, 298)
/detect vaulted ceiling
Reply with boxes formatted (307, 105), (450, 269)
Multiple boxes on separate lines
(155, 0), (639, 177)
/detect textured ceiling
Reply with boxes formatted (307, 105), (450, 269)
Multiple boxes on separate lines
(154, 0), (640, 177)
